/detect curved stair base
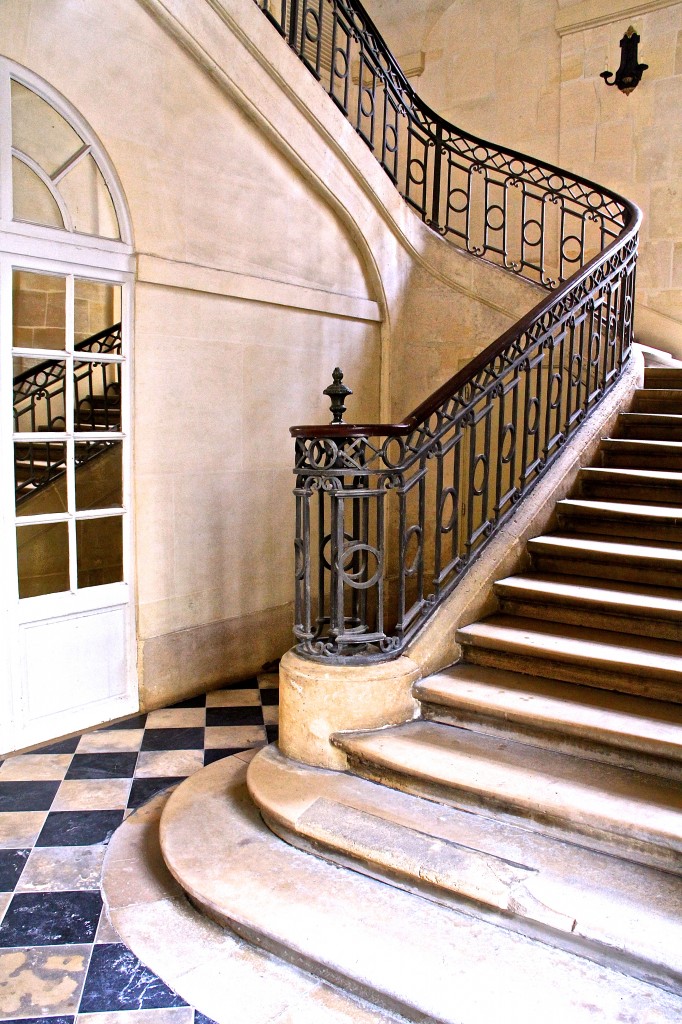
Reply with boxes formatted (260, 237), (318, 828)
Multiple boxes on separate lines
(158, 752), (682, 1022)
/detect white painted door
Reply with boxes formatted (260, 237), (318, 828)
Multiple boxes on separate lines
(0, 61), (137, 752)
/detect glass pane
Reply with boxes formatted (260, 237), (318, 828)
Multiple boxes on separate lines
(74, 360), (122, 432)
(77, 516), (123, 588)
(60, 155), (120, 239)
(17, 521), (70, 598)
(13, 356), (67, 433)
(12, 156), (64, 229)
(13, 270), (66, 350)
(11, 80), (84, 178)
(15, 441), (68, 514)
(74, 281), (122, 345)
(75, 441), (123, 510)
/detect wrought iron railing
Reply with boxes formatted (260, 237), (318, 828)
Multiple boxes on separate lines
(14, 323), (122, 504)
(254, 0), (641, 661)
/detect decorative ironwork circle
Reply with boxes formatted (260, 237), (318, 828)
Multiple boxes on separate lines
(360, 88), (374, 118)
(439, 486), (458, 534)
(409, 158), (425, 185)
(501, 422), (515, 464)
(339, 542), (382, 589)
(403, 525), (422, 578)
(486, 204), (505, 231)
(448, 188), (468, 214)
(472, 453), (488, 496)
(523, 219), (542, 247)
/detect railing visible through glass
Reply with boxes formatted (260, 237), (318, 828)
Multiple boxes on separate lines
(254, 0), (641, 660)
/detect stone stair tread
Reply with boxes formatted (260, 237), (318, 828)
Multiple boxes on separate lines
(601, 438), (682, 452)
(528, 533), (682, 564)
(334, 720), (682, 851)
(580, 466), (682, 484)
(247, 745), (682, 989)
(494, 573), (682, 619)
(456, 614), (682, 679)
(620, 412), (682, 422)
(558, 498), (682, 521)
(415, 662), (682, 759)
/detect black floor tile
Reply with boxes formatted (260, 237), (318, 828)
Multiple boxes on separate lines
(259, 688), (279, 706)
(206, 706), (264, 727)
(79, 943), (188, 1012)
(0, 780), (60, 812)
(127, 777), (182, 810)
(266, 725), (279, 743)
(66, 752), (139, 780)
(141, 728), (205, 751)
(102, 714), (148, 731)
(194, 1013), (220, 1024)
(36, 810), (125, 847)
(0, 849), (30, 891)
(168, 695), (207, 709)
(203, 748), (245, 766)
(0, 890), (102, 946)
(33, 736), (81, 754)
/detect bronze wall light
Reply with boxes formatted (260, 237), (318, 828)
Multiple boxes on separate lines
(600, 26), (648, 95)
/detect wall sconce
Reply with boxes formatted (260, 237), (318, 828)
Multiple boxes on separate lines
(600, 26), (648, 95)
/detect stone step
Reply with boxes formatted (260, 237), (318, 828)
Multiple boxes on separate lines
(644, 367), (682, 389)
(632, 389), (682, 413)
(455, 614), (682, 702)
(415, 662), (682, 779)
(494, 573), (682, 641)
(600, 438), (682, 471)
(332, 720), (682, 873)
(556, 497), (682, 542)
(244, 745), (682, 995)
(158, 754), (682, 1019)
(577, 466), (682, 504)
(528, 533), (682, 587)
(617, 412), (682, 440)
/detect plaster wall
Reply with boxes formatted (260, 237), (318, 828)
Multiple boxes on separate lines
(1, 0), (540, 713)
(365, 0), (682, 357)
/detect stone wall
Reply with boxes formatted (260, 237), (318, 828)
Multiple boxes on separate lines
(365, 0), (682, 357)
(1, 0), (538, 715)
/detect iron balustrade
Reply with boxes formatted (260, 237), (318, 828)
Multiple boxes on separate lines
(13, 323), (122, 504)
(254, 0), (641, 661)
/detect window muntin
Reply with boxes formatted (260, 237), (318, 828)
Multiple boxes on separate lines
(10, 79), (121, 239)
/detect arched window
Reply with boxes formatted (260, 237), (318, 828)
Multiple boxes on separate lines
(0, 59), (137, 752)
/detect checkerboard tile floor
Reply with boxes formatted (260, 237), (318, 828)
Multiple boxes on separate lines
(0, 674), (279, 1023)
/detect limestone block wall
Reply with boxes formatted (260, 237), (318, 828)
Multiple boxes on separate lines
(365, 0), (682, 357)
(1, 0), (542, 712)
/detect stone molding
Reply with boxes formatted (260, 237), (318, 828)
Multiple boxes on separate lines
(556, 0), (679, 36)
(136, 253), (382, 322)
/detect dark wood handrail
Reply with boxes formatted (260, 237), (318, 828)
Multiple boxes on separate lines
(291, 203), (641, 440)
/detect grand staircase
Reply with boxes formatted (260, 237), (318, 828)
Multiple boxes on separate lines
(247, 362), (682, 993)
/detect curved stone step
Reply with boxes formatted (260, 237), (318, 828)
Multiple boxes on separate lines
(556, 498), (682, 542)
(332, 720), (682, 873)
(494, 572), (682, 640)
(577, 466), (682, 504)
(644, 368), (682, 388)
(455, 614), (682, 702)
(415, 662), (682, 779)
(632, 389), (682, 413)
(157, 755), (682, 1021)
(244, 745), (682, 995)
(527, 533), (682, 586)
(617, 412), (682, 440)
(600, 438), (682, 471)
